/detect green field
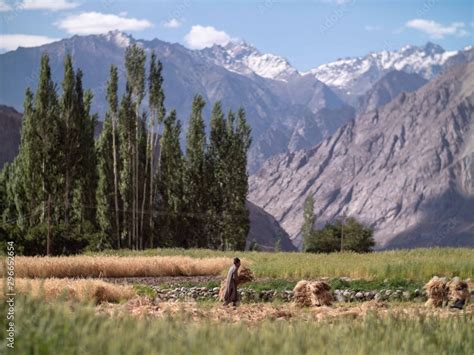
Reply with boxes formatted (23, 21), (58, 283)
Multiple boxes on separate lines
(2, 296), (472, 355)
(90, 247), (474, 282)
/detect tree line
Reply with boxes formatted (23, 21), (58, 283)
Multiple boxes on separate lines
(301, 195), (375, 253)
(0, 45), (251, 255)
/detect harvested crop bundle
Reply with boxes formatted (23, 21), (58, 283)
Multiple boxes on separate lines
(309, 281), (333, 306)
(293, 280), (312, 307)
(237, 267), (255, 285)
(293, 280), (332, 307)
(424, 276), (448, 307)
(447, 277), (470, 309)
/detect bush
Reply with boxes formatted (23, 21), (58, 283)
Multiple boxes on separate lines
(306, 217), (374, 253)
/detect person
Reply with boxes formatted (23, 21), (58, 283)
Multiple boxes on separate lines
(223, 257), (241, 307)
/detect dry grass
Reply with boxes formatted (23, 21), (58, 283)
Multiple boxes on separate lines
(96, 298), (474, 323)
(1, 278), (135, 303)
(447, 277), (470, 306)
(293, 280), (333, 307)
(424, 276), (449, 307)
(3, 256), (232, 278)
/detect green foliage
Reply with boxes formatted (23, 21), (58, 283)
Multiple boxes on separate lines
(2, 296), (472, 354)
(301, 194), (315, 252)
(133, 284), (157, 298)
(184, 95), (208, 248)
(305, 217), (375, 253)
(156, 110), (186, 247)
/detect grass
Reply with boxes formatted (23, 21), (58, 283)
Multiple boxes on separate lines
(2, 255), (231, 278)
(92, 247), (474, 282)
(1, 296), (472, 354)
(1, 278), (135, 303)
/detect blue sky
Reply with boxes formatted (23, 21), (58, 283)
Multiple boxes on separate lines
(0, 0), (472, 70)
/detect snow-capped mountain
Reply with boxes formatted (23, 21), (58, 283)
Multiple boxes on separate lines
(198, 40), (299, 82)
(308, 42), (470, 97)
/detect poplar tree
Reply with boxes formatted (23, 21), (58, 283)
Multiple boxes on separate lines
(206, 102), (227, 249)
(184, 95), (207, 247)
(31, 53), (61, 255)
(301, 194), (315, 252)
(124, 44), (146, 249)
(118, 85), (135, 248)
(143, 52), (165, 247)
(156, 110), (185, 247)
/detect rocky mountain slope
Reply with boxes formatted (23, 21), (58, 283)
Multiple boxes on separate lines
(249, 62), (474, 249)
(247, 201), (296, 251)
(357, 70), (427, 114)
(0, 105), (21, 168)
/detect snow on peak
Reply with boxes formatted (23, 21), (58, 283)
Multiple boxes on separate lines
(308, 42), (459, 94)
(198, 40), (299, 81)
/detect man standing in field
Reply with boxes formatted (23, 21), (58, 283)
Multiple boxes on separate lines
(223, 257), (241, 307)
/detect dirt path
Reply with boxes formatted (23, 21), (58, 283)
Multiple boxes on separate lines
(101, 275), (221, 286)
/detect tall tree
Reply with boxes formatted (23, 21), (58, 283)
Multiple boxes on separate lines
(118, 85), (136, 248)
(125, 44), (146, 249)
(301, 194), (315, 252)
(142, 52), (165, 247)
(156, 110), (185, 247)
(206, 102), (227, 249)
(184, 95), (207, 247)
(107, 65), (121, 247)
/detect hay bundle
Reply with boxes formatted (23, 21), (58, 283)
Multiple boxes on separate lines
(293, 280), (332, 307)
(309, 281), (333, 306)
(424, 276), (449, 307)
(293, 280), (312, 307)
(447, 277), (470, 307)
(218, 267), (254, 301)
(237, 267), (254, 285)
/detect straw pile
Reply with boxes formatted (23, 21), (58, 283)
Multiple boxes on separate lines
(447, 277), (470, 306)
(237, 267), (255, 285)
(1, 278), (135, 303)
(424, 276), (449, 307)
(293, 280), (333, 307)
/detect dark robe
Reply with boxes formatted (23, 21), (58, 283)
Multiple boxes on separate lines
(224, 264), (239, 305)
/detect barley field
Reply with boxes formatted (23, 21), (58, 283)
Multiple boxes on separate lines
(61, 247), (474, 281)
(2, 248), (473, 281)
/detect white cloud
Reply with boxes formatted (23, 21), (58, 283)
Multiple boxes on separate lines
(0, 0), (12, 11)
(55, 12), (152, 35)
(0, 0), (80, 11)
(22, 0), (80, 11)
(405, 19), (469, 39)
(364, 25), (381, 31)
(0, 34), (59, 51)
(184, 25), (232, 49)
(163, 18), (182, 28)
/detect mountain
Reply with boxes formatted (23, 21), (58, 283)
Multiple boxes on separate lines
(197, 41), (299, 82)
(0, 105), (22, 168)
(249, 62), (474, 249)
(247, 201), (296, 251)
(308, 42), (473, 101)
(0, 31), (346, 172)
(357, 70), (427, 113)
